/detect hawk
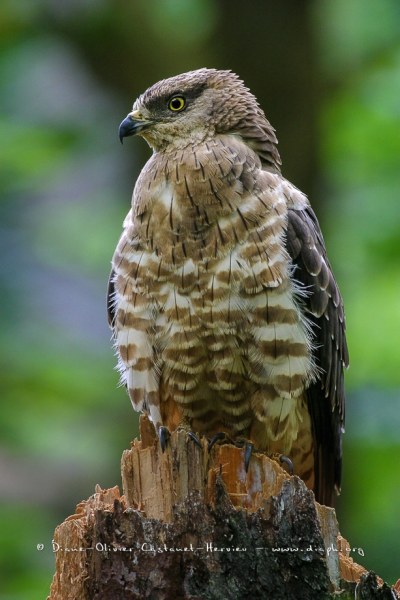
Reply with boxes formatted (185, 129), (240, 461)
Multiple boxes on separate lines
(109, 68), (348, 507)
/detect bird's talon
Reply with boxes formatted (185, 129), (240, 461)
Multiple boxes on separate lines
(159, 426), (170, 452)
(187, 431), (202, 449)
(279, 455), (294, 475)
(244, 442), (254, 472)
(208, 432), (227, 452)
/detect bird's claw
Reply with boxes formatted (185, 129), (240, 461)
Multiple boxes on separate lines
(158, 426), (170, 452)
(208, 433), (254, 472)
(243, 442), (254, 472)
(233, 439), (254, 472)
(279, 454), (294, 475)
(208, 432), (228, 452)
(158, 426), (201, 451)
(187, 431), (202, 449)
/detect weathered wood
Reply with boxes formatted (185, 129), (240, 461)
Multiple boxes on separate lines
(120, 415), (292, 521)
(48, 486), (121, 600)
(48, 417), (399, 600)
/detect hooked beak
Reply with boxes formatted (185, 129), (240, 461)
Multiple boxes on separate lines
(118, 110), (151, 144)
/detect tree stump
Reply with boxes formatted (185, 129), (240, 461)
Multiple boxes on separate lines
(48, 416), (399, 600)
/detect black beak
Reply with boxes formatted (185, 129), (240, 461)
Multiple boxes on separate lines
(118, 115), (150, 144)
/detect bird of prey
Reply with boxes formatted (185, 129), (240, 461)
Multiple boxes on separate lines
(109, 68), (348, 507)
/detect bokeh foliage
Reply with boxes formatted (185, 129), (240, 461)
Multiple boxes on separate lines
(0, 1), (399, 596)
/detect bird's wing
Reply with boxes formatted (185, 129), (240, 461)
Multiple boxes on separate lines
(285, 204), (349, 506)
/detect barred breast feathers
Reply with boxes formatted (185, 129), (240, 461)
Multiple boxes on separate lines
(111, 134), (317, 443)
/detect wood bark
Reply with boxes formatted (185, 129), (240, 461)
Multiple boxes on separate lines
(48, 416), (399, 600)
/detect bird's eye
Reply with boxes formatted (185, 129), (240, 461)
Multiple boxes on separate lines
(168, 96), (186, 112)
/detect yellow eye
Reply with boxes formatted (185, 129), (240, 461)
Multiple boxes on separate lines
(168, 96), (186, 112)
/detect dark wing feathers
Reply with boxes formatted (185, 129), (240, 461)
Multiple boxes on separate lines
(286, 205), (348, 506)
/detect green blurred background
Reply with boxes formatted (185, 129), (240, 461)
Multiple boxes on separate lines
(1, 0), (399, 597)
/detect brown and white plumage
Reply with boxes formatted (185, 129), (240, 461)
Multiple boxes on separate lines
(108, 68), (348, 506)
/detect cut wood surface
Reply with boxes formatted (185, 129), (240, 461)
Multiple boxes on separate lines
(48, 416), (399, 600)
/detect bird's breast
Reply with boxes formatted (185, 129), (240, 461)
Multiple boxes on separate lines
(113, 139), (315, 435)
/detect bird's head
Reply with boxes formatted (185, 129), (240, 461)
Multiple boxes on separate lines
(119, 68), (281, 171)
